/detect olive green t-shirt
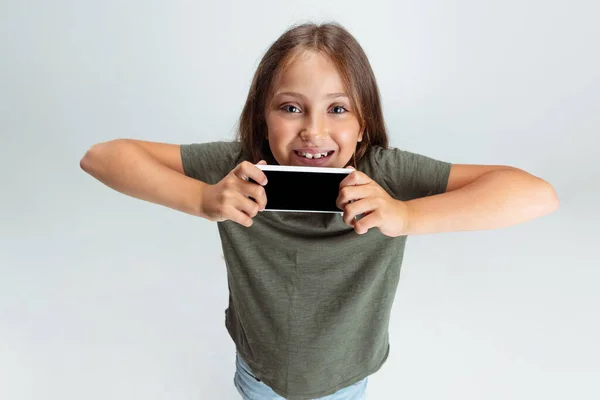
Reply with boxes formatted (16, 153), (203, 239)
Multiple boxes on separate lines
(180, 141), (451, 399)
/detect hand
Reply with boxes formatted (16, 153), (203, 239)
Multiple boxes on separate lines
(336, 167), (409, 237)
(200, 160), (268, 227)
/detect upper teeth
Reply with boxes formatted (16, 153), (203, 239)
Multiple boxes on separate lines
(299, 151), (329, 159)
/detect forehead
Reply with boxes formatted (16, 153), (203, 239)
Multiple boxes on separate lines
(274, 50), (346, 93)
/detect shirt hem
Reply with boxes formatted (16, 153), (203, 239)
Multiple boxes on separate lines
(231, 332), (390, 400)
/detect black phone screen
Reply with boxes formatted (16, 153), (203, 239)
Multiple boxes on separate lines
(254, 170), (349, 212)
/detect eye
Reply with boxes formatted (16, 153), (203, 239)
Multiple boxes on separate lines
(281, 104), (301, 113)
(330, 105), (347, 114)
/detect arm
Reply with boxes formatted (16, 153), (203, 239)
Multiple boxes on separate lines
(80, 139), (208, 217)
(403, 165), (560, 235)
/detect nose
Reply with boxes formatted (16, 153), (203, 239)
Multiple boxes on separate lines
(300, 112), (326, 143)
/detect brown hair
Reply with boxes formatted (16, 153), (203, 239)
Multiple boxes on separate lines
(236, 22), (388, 165)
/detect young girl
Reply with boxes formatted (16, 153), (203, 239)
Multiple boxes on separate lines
(80, 22), (559, 400)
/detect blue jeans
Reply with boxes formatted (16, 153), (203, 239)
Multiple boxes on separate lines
(234, 353), (368, 400)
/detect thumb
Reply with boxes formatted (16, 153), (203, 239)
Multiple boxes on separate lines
(257, 160), (267, 165)
(345, 165), (355, 170)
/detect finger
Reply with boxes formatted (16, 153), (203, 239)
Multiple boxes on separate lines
(336, 185), (369, 209)
(342, 198), (377, 226)
(236, 195), (262, 218)
(337, 185), (358, 210)
(257, 160), (267, 165)
(228, 207), (254, 228)
(339, 170), (370, 189)
(241, 181), (267, 210)
(353, 210), (380, 235)
(235, 161), (268, 185)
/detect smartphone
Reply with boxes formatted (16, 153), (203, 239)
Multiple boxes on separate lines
(252, 165), (352, 213)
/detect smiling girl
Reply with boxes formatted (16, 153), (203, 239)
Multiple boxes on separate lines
(80, 22), (559, 400)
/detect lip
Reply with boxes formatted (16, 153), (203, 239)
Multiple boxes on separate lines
(292, 150), (335, 166)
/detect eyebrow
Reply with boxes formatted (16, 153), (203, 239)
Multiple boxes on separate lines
(275, 91), (349, 99)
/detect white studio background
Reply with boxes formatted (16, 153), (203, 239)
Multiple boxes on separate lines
(1, 1), (598, 399)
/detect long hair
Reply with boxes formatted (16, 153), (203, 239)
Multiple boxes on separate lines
(236, 22), (388, 165)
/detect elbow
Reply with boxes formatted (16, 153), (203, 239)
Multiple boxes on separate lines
(80, 140), (115, 173)
(80, 149), (92, 172)
(80, 139), (132, 174)
(80, 143), (103, 173)
(549, 185), (560, 212)
(80, 147), (94, 173)
(541, 181), (560, 215)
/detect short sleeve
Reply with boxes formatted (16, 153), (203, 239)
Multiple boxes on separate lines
(180, 141), (244, 185)
(366, 146), (452, 201)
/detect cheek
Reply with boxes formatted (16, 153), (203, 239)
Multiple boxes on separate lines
(332, 122), (361, 144)
(332, 116), (360, 133)
(266, 116), (298, 142)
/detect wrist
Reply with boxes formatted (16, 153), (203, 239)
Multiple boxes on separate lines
(396, 199), (413, 236)
(188, 180), (209, 218)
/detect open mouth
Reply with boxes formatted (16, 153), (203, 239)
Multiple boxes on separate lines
(292, 150), (335, 166)
(293, 150), (334, 160)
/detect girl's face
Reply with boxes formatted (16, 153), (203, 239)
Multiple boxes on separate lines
(265, 51), (363, 168)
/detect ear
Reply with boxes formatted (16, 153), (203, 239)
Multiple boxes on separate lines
(357, 131), (363, 142)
